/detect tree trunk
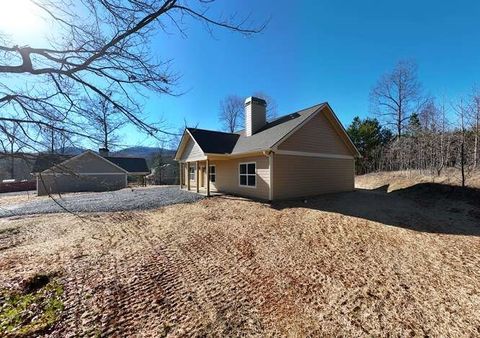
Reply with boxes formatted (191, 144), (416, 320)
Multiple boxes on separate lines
(10, 143), (14, 179)
(474, 112), (479, 168)
(51, 127), (55, 153)
(461, 141), (465, 188)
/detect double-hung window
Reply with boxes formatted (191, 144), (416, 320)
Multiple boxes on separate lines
(189, 166), (195, 180)
(209, 165), (216, 182)
(239, 162), (256, 187)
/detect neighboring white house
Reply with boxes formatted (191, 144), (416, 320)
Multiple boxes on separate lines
(31, 150), (149, 196)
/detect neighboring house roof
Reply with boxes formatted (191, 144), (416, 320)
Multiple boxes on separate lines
(32, 151), (150, 174)
(104, 156), (150, 174)
(175, 102), (360, 159)
(31, 154), (73, 173)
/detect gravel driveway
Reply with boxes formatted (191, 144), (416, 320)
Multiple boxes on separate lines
(0, 186), (202, 217)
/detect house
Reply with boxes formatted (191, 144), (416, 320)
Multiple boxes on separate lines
(31, 149), (150, 196)
(174, 97), (360, 201)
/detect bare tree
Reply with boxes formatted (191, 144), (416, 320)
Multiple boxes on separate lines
(0, 0), (265, 155)
(453, 99), (471, 187)
(437, 97), (452, 175)
(218, 95), (244, 132)
(370, 60), (424, 138)
(470, 88), (480, 168)
(38, 122), (75, 154)
(253, 91), (278, 121)
(84, 94), (127, 150)
(0, 121), (25, 178)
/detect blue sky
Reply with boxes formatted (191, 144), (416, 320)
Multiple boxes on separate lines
(133, 0), (480, 147)
(2, 0), (480, 148)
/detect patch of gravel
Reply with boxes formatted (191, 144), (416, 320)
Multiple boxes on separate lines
(0, 186), (202, 217)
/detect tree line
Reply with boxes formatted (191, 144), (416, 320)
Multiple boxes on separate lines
(346, 60), (479, 187)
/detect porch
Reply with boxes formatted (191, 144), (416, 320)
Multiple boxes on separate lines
(179, 159), (217, 197)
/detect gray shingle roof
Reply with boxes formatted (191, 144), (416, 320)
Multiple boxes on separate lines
(104, 156), (149, 173)
(177, 102), (360, 158)
(187, 128), (240, 154)
(231, 103), (325, 154)
(32, 154), (73, 173)
(32, 153), (149, 174)
(180, 103), (325, 156)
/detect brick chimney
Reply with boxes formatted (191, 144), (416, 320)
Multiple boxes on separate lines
(99, 148), (109, 157)
(245, 96), (267, 136)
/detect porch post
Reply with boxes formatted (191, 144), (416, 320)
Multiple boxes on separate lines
(196, 161), (200, 193)
(179, 162), (183, 188)
(206, 158), (210, 197)
(187, 162), (190, 191)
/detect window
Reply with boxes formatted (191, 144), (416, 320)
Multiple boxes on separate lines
(209, 165), (216, 183)
(239, 162), (256, 187)
(189, 166), (195, 180)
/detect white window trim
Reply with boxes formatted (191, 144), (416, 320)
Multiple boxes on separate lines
(208, 165), (216, 183)
(238, 162), (257, 188)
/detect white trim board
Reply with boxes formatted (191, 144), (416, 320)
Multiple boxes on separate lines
(268, 153), (273, 201)
(275, 150), (354, 160)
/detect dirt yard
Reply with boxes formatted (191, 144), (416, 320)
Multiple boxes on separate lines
(1, 173), (480, 336)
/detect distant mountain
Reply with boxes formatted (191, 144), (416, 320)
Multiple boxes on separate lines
(44, 146), (175, 159)
(112, 146), (175, 159)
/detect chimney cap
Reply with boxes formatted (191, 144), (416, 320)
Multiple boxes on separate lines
(245, 96), (267, 106)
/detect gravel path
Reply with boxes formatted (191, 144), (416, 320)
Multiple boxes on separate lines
(0, 186), (202, 217)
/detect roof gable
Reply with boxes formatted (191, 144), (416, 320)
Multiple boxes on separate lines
(42, 151), (128, 174)
(276, 107), (353, 155)
(175, 131), (206, 161)
(32, 150), (150, 174)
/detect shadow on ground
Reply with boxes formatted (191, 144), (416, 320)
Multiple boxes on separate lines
(272, 183), (480, 236)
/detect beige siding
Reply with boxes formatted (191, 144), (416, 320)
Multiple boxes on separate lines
(273, 154), (354, 200)
(210, 155), (270, 200)
(278, 111), (351, 155)
(37, 173), (126, 196)
(45, 152), (125, 174)
(180, 137), (205, 162)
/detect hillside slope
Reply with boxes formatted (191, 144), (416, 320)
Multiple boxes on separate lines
(356, 169), (480, 191)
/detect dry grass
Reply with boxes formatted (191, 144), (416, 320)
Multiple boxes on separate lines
(0, 174), (480, 336)
(356, 168), (480, 191)
(0, 191), (42, 207)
